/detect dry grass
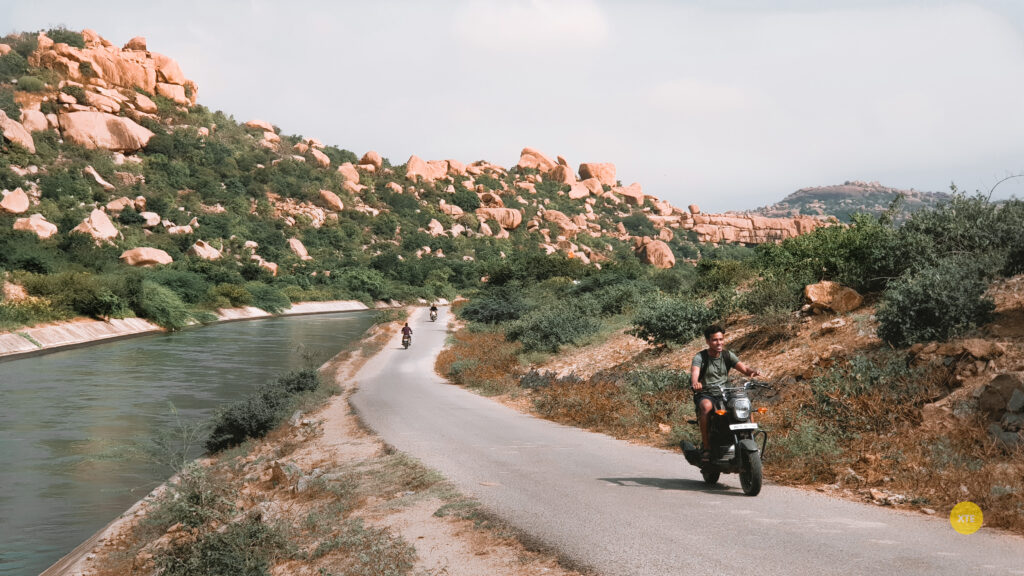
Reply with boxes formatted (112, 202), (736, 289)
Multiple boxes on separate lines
(436, 327), (521, 396)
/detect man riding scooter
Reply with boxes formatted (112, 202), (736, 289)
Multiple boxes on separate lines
(690, 324), (760, 463)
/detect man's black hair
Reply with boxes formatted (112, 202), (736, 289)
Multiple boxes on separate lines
(703, 324), (725, 340)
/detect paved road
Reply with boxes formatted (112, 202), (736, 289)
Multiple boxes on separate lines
(352, 307), (1024, 576)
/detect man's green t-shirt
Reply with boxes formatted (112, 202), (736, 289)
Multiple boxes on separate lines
(691, 350), (739, 396)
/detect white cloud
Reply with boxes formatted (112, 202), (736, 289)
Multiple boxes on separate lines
(453, 0), (610, 53)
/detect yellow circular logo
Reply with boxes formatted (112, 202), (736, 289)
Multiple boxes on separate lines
(950, 501), (983, 534)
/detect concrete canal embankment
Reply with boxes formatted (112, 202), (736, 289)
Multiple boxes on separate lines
(0, 300), (381, 359)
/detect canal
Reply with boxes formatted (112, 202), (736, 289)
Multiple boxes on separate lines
(0, 310), (377, 576)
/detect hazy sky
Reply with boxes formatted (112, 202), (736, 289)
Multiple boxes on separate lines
(3, 0), (1023, 212)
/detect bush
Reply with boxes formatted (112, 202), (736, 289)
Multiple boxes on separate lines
(45, 28), (85, 49)
(146, 464), (235, 530)
(245, 282), (290, 313)
(0, 86), (21, 119)
(506, 299), (601, 353)
(158, 516), (290, 576)
(629, 295), (717, 347)
(876, 257), (995, 347)
(15, 75), (45, 92)
(138, 279), (194, 330)
(205, 369), (321, 452)
(0, 51), (28, 83)
(60, 84), (87, 104)
(459, 286), (528, 324)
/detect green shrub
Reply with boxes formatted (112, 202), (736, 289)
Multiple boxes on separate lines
(60, 84), (87, 103)
(876, 257), (995, 347)
(138, 279), (194, 330)
(628, 295), (716, 347)
(158, 516), (290, 576)
(205, 283), (252, 308)
(0, 51), (28, 83)
(45, 28), (85, 49)
(39, 167), (93, 202)
(506, 299), (601, 352)
(693, 258), (755, 294)
(624, 368), (689, 420)
(145, 464), (236, 530)
(452, 186), (481, 212)
(22, 272), (124, 319)
(459, 287), (528, 324)
(0, 296), (67, 330)
(15, 75), (45, 92)
(0, 86), (21, 119)
(245, 282), (290, 313)
(205, 369), (321, 452)
(372, 308), (408, 324)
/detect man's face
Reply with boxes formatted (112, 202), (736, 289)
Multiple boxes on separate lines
(707, 332), (725, 354)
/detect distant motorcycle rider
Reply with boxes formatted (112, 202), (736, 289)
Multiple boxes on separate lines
(401, 323), (413, 338)
(690, 324), (759, 462)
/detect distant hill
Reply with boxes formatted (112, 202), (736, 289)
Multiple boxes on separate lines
(753, 181), (952, 222)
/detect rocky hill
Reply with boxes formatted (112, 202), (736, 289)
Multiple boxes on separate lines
(0, 28), (844, 330)
(754, 180), (952, 222)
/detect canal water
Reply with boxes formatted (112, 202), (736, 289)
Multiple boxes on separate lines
(0, 310), (376, 576)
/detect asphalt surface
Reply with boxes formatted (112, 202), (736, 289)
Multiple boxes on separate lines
(351, 307), (1024, 576)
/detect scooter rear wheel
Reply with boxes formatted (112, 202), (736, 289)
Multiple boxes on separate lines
(701, 469), (721, 486)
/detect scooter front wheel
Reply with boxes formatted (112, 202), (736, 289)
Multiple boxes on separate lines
(739, 451), (763, 496)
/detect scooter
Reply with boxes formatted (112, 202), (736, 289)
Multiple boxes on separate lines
(681, 380), (771, 496)
(402, 333), (412, 349)
(429, 309), (438, 322)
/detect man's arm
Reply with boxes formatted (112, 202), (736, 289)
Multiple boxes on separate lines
(690, 364), (702, 391)
(735, 361), (760, 378)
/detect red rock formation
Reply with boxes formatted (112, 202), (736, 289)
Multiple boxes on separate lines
(59, 111), (153, 152)
(517, 147), (557, 172)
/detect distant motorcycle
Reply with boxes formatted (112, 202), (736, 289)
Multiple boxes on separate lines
(429, 309), (438, 322)
(402, 333), (412, 349)
(681, 379), (771, 496)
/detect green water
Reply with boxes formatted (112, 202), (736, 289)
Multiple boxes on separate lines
(0, 311), (375, 576)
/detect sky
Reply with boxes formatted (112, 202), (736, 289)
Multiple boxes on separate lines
(3, 0), (1023, 212)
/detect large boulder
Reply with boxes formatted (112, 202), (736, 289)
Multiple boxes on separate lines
(309, 148), (330, 168)
(337, 162), (360, 184)
(120, 247), (173, 266)
(635, 238), (676, 269)
(156, 82), (189, 105)
(71, 209), (118, 242)
(59, 111), (153, 152)
(517, 147), (557, 172)
(542, 210), (579, 235)
(550, 164), (576, 185)
(804, 281), (863, 314)
(86, 166), (117, 191)
(613, 182), (645, 206)
(475, 207), (523, 230)
(288, 238), (312, 260)
(245, 119), (275, 132)
(319, 189), (344, 211)
(188, 240), (221, 260)
(133, 92), (158, 113)
(1, 188), (30, 214)
(0, 110), (36, 153)
(579, 162), (616, 187)
(13, 213), (58, 239)
(20, 109), (49, 132)
(360, 150), (383, 170)
(439, 200), (463, 217)
(406, 155), (449, 182)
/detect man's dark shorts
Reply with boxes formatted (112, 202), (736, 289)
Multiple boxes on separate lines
(692, 392), (721, 411)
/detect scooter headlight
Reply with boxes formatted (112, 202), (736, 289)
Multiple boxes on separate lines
(732, 397), (751, 420)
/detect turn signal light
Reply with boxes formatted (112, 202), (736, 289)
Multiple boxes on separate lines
(757, 407), (768, 414)
(715, 409), (727, 416)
